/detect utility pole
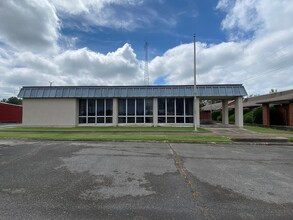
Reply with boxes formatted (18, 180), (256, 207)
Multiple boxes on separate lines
(193, 33), (197, 131)
(49, 81), (53, 87)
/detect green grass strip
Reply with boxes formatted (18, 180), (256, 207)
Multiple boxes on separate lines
(0, 132), (229, 142)
(2, 126), (208, 133)
(244, 126), (293, 135)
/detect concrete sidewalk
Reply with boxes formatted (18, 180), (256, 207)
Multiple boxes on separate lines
(201, 125), (292, 143)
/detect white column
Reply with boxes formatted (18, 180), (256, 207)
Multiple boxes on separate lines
(195, 97), (200, 127)
(113, 98), (118, 126)
(153, 98), (158, 127)
(235, 97), (243, 127)
(75, 99), (79, 126)
(222, 99), (229, 125)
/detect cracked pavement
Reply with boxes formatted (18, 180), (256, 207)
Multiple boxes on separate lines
(0, 140), (293, 219)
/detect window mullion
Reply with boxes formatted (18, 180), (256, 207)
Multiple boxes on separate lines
(134, 99), (137, 123)
(126, 99), (128, 124)
(174, 98), (176, 123)
(183, 98), (186, 124)
(104, 99), (106, 124)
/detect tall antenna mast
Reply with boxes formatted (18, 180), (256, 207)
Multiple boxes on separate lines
(144, 41), (149, 85)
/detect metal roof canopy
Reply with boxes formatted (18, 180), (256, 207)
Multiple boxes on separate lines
(18, 84), (247, 99)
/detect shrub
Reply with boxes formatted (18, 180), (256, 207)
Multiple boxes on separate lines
(229, 114), (235, 123)
(244, 111), (253, 123)
(212, 111), (221, 121)
(243, 108), (250, 114)
(217, 115), (222, 122)
(253, 107), (262, 124)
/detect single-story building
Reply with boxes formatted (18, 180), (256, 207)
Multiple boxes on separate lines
(18, 84), (247, 127)
(0, 102), (22, 123)
(202, 88), (293, 127)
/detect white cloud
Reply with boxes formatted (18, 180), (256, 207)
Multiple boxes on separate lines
(0, 43), (144, 98)
(148, 0), (293, 95)
(51, 0), (175, 31)
(0, 0), (59, 53)
(0, 0), (293, 99)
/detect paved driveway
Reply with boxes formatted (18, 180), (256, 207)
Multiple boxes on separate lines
(0, 140), (292, 219)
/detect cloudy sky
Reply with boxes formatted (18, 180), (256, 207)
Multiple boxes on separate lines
(0, 0), (292, 99)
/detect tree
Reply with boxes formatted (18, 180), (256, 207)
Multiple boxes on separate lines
(1, 96), (22, 105)
(269, 89), (277, 94)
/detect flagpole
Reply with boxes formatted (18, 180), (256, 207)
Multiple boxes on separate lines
(194, 33), (197, 131)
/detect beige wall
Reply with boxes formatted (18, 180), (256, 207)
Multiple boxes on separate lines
(23, 99), (78, 127)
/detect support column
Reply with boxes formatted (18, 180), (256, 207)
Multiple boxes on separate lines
(222, 99), (229, 125)
(288, 102), (293, 127)
(235, 97), (243, 127)
(262, 103), (270, 126)
(195, 97), (200, 127)
(153, 98), (158, 127)
(113, 98), (118, 126)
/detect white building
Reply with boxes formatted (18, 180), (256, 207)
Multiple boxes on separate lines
(18, 84), (247, 127)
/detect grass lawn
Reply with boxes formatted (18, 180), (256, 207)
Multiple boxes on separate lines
(0, 132), (229, 143)
(1, 126), (208, 133)
(244, 126), (293, 135)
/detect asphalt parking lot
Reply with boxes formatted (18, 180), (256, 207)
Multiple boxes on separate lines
(0, 140), (293, 219)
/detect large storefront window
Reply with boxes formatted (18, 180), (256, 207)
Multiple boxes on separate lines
(158, 98), (193, 123)
(79, 99), (113, 124)
(118, 98), (153, 123)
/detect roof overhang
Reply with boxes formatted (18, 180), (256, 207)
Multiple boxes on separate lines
(18, 84), (248, 99)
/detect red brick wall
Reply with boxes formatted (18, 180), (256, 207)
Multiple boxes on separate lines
(262, 104), (270, 126)
(200, 111), (211, 121)
(0, 103), (22, 123)
(289, 102), (293, 127)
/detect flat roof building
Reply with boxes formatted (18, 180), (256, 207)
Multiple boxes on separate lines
(18, 84), (247, 127)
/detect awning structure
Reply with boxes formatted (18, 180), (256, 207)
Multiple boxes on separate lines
(18, 84), (247, 99)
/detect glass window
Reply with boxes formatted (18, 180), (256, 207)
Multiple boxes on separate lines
(127, 117), (135, 123)
(88, 117), (95, 123)
(97, 99), (104, 116)
(145, 117), (153, 123)
(136, 99), (144, 115)
(176, 117), (184, 123)
(186, 117), (193, 123)
(167, 117), (175, 123)
(127, 99), (135, 116)
(88, 99), (95, 116)
(79, 117), (86, 124)
(118, 117), (126, 123)
(185, 98), (193, 115)
(118, 99), (126, 116)
(158, 98), (165, 116)
(145, 98), (153, 115)
(79, 99), (87, 116)
(167, 98), (175, 115)
(106, 99), (113, 116)
(106, 117), (112, 123)
(136, 117), (144, 123)
(176, 98), (184, 115)
(97, 117), (104, 123)
(158, 117), (166, 123)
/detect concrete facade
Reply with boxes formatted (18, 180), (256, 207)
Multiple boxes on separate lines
(235, 97), (244, 127)
(222, 99), (229, 125)
(23, 99), (78, 126)
(153, 98), (158, 127)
